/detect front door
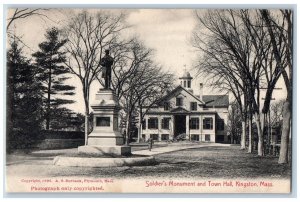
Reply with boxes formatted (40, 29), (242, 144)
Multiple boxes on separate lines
(174, 115), (186, 138)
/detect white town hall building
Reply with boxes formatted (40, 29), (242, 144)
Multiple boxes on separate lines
(141, 71), (229, 143)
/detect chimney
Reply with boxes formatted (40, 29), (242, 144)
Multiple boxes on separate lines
(199, 83), (203, 100)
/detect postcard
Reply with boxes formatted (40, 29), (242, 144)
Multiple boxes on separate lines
(5, 7), (292, 193)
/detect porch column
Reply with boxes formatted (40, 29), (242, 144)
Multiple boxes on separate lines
(145, 116), (148, 140)
(170, 115), (174, 140)
(200, 115), (203, 142)
(186, 114), (190, 140)
(158, 116), (161, 141)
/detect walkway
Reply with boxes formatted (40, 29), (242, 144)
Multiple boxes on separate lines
(132, 142), (230, 156)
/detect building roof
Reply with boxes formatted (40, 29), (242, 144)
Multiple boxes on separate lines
(202, 95), (229, 107)
(170, 107), (190, 113)
(156, 85), (205, 106)
(145, 86), (229, 109)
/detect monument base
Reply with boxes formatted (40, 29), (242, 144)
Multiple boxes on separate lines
(87, 131), (124, 146)
(53, 155), (156, 167)
(78, 145), (131, 156)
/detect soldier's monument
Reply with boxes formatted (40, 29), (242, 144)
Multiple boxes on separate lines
(78, 50), (131, 156)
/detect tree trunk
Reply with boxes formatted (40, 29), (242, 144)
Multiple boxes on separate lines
(241, 121), (246, 149)
(254, 112), (264, 156)
(278, 101), (291, 164)
(231, 111), (235, 144)
(84, 105), (89, 146)
(231, 132), (234, 144)
(136, 124), (141, 143)
(82, 82), (90, 146)
(125, 112), (131, 145)
(267, 110), (272, 155)
(230, 116), (234, 144)
(83, 86), (90, 146)
(248, 116), (253, 153)
(137, 106), (143, 143)
(46, 66), (52, 130)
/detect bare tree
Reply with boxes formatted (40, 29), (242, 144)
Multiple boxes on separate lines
(261, 10), (292, 164)
(121, 66), (173, 144)
(192, 9), (286, 156)
(238, 10), (284, 156)
(135, 65), (174, 143)
(6, 8), (53, 51)
(192, 10), (256, 151)
(228, 101), (243, 144)
(7, 8), (50, 31)
(63, 11), (127, 145)
(270, 99), (284, 127)
(107, 38), (151, 101)
(104, 39), (174, 144)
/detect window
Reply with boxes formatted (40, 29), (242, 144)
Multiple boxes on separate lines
(161, 118), (170, 129)
(217, 119), (224, 130)
(191, 134), (199, 141)
(164, 102), (170, 111)
(96, 117), (110, 127)
(142, 119), (146, 129)
(190, 118), (199, 130)
(203, 117), (213, 130)
(187, 80), (191, 88)
(148, 118), (158, 129)
(161, 134), (169, 141)
(150, 134), (159, 141)
(205, 134), (211, 141)
(190, 102), (197, 111)
(176, 97), (183, 106)
(184, 80), (186, 87)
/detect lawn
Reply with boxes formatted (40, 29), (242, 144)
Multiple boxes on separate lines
(154, 146), (291, 179)
(6, 145), (290, 179)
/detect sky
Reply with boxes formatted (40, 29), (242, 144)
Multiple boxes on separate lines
(6, 8), (287, 114)
(8, 9), (198, 76)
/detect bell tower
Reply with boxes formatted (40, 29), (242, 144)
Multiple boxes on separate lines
(179, 70), (193, 94)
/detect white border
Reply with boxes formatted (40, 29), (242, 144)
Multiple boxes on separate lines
(1, 0), (299, 201)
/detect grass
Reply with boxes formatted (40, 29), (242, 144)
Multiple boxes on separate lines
(6, 145), (290, 179)
(154, 146), (290, 179)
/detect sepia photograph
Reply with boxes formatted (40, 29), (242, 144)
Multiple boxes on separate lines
(4, 5), (293, 194)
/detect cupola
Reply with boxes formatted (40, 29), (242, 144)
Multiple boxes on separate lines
(179, 70), (193, 94)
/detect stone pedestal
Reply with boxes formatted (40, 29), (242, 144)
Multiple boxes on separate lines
(78, 88), (131, 156)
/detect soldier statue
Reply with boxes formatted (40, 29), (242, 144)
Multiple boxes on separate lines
(100, 49), (114, 89)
